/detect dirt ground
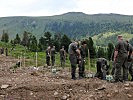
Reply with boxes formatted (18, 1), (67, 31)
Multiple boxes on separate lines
(0, 55), (133, 100)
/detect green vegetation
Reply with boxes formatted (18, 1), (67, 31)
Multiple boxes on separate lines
(0, 41), (96, 72)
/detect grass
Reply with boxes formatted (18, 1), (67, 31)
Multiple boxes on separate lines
(0, 42), (97, 73)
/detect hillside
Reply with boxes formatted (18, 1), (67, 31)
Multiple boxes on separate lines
(92, 32), (133, 46)
(0, 12), (133, 39)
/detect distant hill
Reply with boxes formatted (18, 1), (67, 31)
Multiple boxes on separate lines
(0, 12), (133, 39)
(92, 32), (133, 46)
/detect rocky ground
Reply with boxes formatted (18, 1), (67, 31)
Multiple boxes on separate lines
(0, 55), (133, 100)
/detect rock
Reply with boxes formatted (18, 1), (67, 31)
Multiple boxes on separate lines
(124, 83), (129, 87)
(127, 94), (132, 98)
(107, 94), (111, 97)
(69, 89), (72, 91)
(125, 87), (130, 90)
(62, 95), (67, 100)
(54, 91), (58, 96)
(115, 90), (118, 93)
(30, 92), (33, 95)
(1, 84), (9, 89)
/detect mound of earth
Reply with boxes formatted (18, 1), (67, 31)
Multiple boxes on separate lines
(0, 55), (133, 100)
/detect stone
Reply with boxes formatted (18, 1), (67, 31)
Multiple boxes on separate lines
(62, 95), (67, 100)
(127, 94), (132, 98)
(54, 91), (58, 96)
(1, 84), (9, 89)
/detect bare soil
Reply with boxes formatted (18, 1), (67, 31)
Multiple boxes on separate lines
(0, 55), (133, 100)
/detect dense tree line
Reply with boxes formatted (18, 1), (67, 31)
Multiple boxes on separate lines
(0, 30), (116, 60)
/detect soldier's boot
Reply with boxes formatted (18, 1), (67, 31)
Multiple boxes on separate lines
(71, 65), (76, 80)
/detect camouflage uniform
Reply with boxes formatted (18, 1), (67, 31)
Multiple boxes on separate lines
(95, 58), (109, 80)
(68, 42), (78, 79)
(51, 46), (56, 66)
(46, 48), (50, 66)
(60, 47), (66, 68)
(5, 48), (8, 56)
(127, 44), (133, 81)
(78, 45), (86, 78)
(114, 40), (129, 81)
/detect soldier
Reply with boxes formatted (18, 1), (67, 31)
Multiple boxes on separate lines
(68, 41), (81, 80)
(5, 48), (8, 56)
(78, 41), (87, 78)
(51, 46), (56, 67)
(60, 46), (66, 69)
(114, 35), (129, 82)
(127, 41), (133, 81)
(95, 58), (109, 80)
(46, 46), (51, 66)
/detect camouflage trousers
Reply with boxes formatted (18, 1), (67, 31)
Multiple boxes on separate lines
(115, 55), (128, 81)
(78, 58), (85, 77)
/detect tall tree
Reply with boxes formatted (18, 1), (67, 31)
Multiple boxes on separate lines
(21, 31), (29, 47)
(29, 35), (38, 52)
(97, 47), (105, 58)
(14, 34), (21, 44)
(107, 43), (114, 60)
(60, 34), (71, 52)
(87, 37), (96, 58)
(1, 30), (9, 43)
(44, 32), (52, 46)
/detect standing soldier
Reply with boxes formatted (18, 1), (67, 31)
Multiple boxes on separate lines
(60, 46), (66, 69)
(5, 48), (8, 56)
(46, 46), (51, 66)
(127, 41), (133, 81)
(51, 46), (56, 67)
(114, 35), (129, 82)
(78, 41), (87, 78)
(68, 41), (81, 80)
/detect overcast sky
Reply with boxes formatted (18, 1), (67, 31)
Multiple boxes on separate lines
(0, 0), (133, 17)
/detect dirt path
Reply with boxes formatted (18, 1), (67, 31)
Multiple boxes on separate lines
(0, 55), (133, 100)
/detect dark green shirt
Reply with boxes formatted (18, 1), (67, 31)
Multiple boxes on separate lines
(115, 40), (129, 56)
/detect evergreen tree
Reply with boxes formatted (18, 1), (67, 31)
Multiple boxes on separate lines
(1, 30), (9, 43)
(107, 43), (114, 60)
(87, 37), (96, 58)
(38, 37), (45, 51)
(53, 34), (62, 52)
(14, 34), (21, 44)
(44, 32), (52, 46)
(97, 47), (105, 58)
(29, 35), (38, 52)
(21, 31), (29, 47)
(60, 34), (71, 52)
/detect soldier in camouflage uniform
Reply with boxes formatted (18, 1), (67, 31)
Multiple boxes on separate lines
(114, 35), (129, 82)
(5, 48), (8, 56)
(46, 46), (51, 66)
(78, 41), (87, 78)
(68, 41), (81, 80)
(95, 58), (109, 80)
(51, 46), (56, 66)
(60, 46), (66, 69)
(127, 42), (133, 81)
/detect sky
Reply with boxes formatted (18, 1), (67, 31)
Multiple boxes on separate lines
(0, 0), (133, 17)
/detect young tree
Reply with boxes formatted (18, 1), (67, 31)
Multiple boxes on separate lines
(44, 32), (52, 46)
(14, 34), (21, 44)
(97, 47), (105, 58)
(21, 31), (29, 47)
(29, 35), (38, 52)
(87, 37), (96, 58)
(107, 43), (114, 60)
(1, 30), (9, 43)
(60, 34), (71, 52)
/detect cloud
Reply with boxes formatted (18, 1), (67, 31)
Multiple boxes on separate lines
(0, 0), (133, 17)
